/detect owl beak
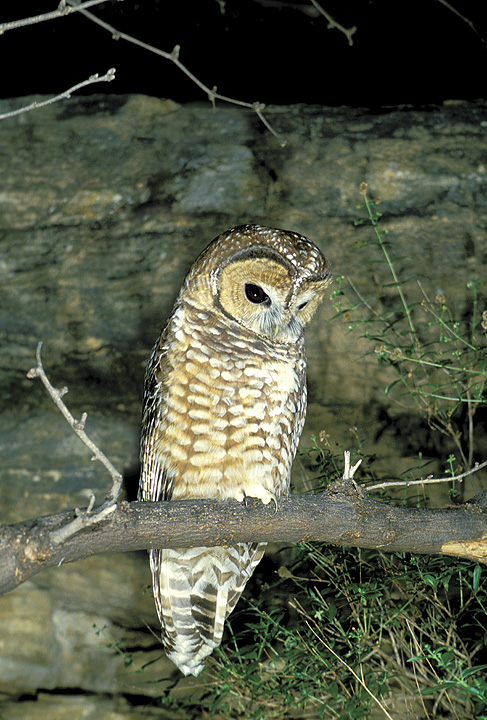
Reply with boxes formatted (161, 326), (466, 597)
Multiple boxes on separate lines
(273, 324), (280, 338)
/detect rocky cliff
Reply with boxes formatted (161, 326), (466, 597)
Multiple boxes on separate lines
(0, 95), (486, 718)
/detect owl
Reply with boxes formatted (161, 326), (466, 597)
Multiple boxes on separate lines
(139, 224), (331, 676)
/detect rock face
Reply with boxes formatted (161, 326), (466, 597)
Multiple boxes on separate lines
(0, 95), (486, 716)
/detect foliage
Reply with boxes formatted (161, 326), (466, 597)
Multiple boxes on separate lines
(331, 184), (487, 478)
(203, 548), (487, 719)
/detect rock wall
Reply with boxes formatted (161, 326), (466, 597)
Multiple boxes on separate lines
(0, 95), (486, 716)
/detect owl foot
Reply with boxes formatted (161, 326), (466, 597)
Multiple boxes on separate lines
(235, 485), (278, 513)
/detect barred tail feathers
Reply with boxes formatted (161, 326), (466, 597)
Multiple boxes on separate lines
(150, 543), (266, 677)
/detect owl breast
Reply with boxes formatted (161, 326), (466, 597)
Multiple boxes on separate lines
(146, 300), (306, 503)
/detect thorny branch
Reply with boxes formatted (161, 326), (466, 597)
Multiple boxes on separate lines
(0, 0), (482, 133)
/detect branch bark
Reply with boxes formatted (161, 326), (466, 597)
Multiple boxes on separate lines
(2, 480), (487, 595)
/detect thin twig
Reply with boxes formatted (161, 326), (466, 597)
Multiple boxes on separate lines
(367, 459), (487, 493)
(467, 390), (474, 470)
(435, 0), (485, 47)
(0, 68), (116, 121)
(26, 341), (123, 504)
(0, 0), (113, 34)
(50, 502), (117, 545)
(347, 276), (383, 319)
(308, 0), (357, 46)
(66, 0), (287, 146)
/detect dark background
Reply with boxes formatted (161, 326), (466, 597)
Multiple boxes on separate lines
(1, 0), (486, 108)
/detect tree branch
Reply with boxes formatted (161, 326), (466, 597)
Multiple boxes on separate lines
(308, 0), (357, 46)
(65, 0), (287, 146)
(0, 0), (114, 34)
(2, 482), (487, 595)
(4, 347), (486, 604)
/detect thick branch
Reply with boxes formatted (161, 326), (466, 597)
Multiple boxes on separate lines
(2, 482), (487, 595)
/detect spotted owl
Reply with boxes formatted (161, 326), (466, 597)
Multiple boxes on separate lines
(139, 224), (331, 676)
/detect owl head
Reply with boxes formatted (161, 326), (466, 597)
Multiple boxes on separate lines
(181, 225), (332, 343)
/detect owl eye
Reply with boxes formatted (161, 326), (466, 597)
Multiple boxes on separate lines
(298, 300), (309, 310)
(245, 283), (269, 304)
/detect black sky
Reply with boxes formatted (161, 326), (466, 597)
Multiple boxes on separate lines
(1, 0), (486, 107)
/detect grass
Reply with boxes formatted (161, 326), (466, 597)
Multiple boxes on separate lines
(202, 548), (487, 719)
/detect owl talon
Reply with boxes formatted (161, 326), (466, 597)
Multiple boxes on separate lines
(235, 485), (278, 512)
(234, 489), (246, 505)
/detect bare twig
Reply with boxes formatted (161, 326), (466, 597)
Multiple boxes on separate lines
(65, 0), (286, 146)
(367, 459), (487, 493)
(50, 501), (117, 545)
(435, 0), (485, 47)
(308, 0), (356, 46)
(26, 342), (123, 505)
(0, 68), (116, 120)
(343, 450), (362, 484)
(0, 0), (114, 34)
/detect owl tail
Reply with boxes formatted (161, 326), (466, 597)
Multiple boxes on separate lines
(149, 542), (266, 677)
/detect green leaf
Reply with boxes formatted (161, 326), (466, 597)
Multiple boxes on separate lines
(473, 565), (482, 593)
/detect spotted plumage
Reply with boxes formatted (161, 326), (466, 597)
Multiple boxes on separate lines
(139, 224), (331, 676)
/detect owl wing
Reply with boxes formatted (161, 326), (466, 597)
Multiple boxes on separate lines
(139, 329), (173, 502)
